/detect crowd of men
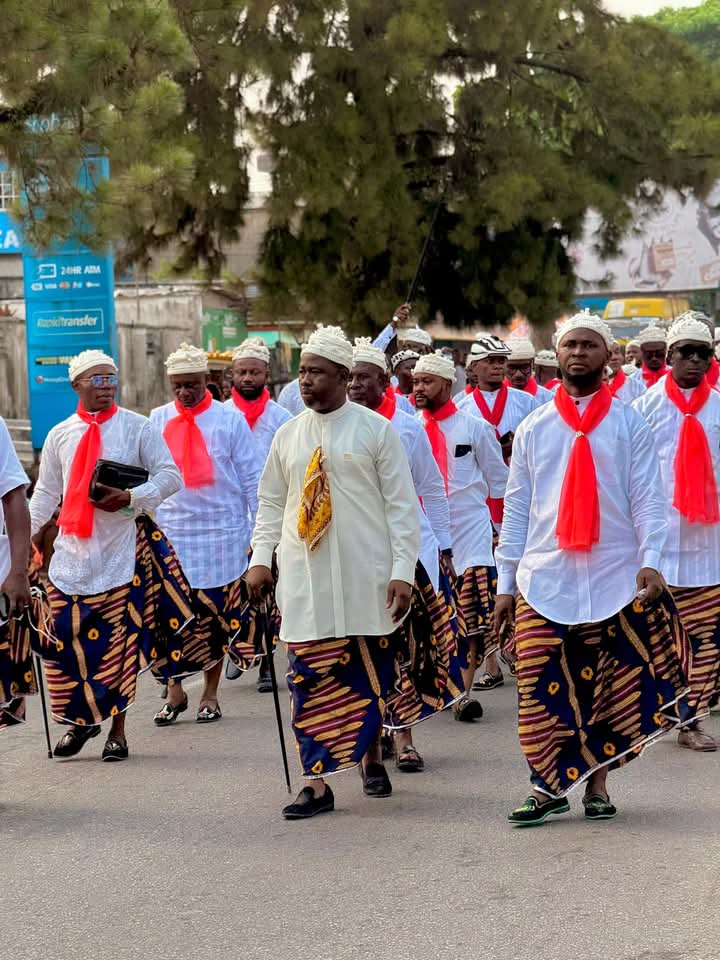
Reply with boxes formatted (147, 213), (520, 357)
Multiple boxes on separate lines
(0, 305), (718, 825)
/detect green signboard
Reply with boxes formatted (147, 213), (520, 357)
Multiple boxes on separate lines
(202, 308), (247, 351)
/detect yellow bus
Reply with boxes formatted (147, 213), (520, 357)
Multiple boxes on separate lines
(602, 296), (690, 338)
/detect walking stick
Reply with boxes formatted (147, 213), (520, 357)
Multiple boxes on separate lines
(261, 600), (292, 794)
(32, 650), (53, 759)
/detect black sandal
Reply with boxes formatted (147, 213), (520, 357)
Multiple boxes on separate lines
(102, 737), (129, 762)
(153, 693), (189, 726)
(473, 671), (504, 690)
(53, 723), (101, 758)
(196, 703), (222, 723)
(453, 696), (484, 722)
(396, 744), (425, 773)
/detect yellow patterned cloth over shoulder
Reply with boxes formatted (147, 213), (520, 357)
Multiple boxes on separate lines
(298, 446), (332, 551)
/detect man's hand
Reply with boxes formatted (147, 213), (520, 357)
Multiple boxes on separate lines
(493, 594), (516, 637)
(2, 570), (31, 616)
(441, 551), (457, 582)
(246, 565), (273, 603)
(386, 580), (413, 623)
(500, 431), (515, 463)
(392, 303), (411, 328)
(636, 567), (663, 604)
(92, 484), (131, 513)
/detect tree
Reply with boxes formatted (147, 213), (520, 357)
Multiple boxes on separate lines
(651, 1), (720, 61)
(255, 1), (720, 331)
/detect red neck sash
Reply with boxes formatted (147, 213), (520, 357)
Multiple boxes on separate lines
(553, 385), (613, 551)
(231, 386), (270, 430)
(421, 399), (457, 493)
(57, 402), (119, 539)
(376, 386), (397, 421)
(609, 368), (626, 397)
(642, 364), (669, 388)
(163, 391), (215, 489)
(665, 374), (719, 524)
(707, 357), (720, 389)
(472, 385), (508, 439)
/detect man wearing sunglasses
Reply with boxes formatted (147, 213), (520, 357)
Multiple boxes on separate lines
(635, 326), (669, 389)
(29, 350), (190, 763)
(634, 314), (720, 753)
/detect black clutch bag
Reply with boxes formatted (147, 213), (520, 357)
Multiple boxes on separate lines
(90, 459), (149, 500)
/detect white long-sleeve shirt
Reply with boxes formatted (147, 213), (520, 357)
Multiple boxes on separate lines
(29, 407), (182, 595)
(224, 396), (292, 465)
(150, 400), (262, 589)
(418, 410), (508, 576)
(633, 381), (720, 587)
(390, 409), (451, 590)
(611, 372), (645, 404)
(496, 397), (667, 625)
(458, 386), (537, 437)
(250, 401), (420, 644)
(277, 378), (305, 416)
(0, 416), (29, 585)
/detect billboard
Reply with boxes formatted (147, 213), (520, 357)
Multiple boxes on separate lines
(571, 185), (720, 294)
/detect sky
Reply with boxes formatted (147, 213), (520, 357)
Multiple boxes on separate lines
(606, 0), (701, 13)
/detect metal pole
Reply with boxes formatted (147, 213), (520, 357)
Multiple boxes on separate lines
(33, 651), (53, 759)
(262, 602), (292, 794)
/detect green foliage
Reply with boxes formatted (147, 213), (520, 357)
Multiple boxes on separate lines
(651, 1), (720, 62)
(2, 1), (720, 331)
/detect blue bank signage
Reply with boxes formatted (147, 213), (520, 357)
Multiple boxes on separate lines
(23, 157), (117, 448)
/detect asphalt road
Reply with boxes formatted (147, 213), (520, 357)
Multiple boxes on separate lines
(1, 660), (719, 960)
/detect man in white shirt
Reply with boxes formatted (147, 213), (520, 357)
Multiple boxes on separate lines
(247, 325), (419, 820)
(30, 350), (189, 762)
(458, 334), (536, 690)
(0, 416), (36, 730)
(608, 340), (644, 403)
(495, 313), (689, 826)
(224, 337), (291, 692)
(635, 326), (670, 390)
(413, 352), (509, 721)
(505, 339), (554, 404)
(533, 349), (560, 389)
(348, 338), (463, 771)
(150, 343), (262, 725)
(633, 315), (720, 752)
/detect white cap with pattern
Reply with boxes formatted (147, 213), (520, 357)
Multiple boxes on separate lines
(352, 337), (388, 372)
(398, 326), (433, 347)
(507, 338), (536, 361)
(635, 325), (667, 346)
(667, 313), (713, 349)
(414, 351), (456, 382)
(301, 325), (354, 370)
(232, 337), (270, 365)
(556, 310), (613, 350)
(68, 350), (117, 382)
(165, 342), (210, 376)
(534, 349), (558, 368)
(391, 349), (420, 371)
(467, 335), (511, 365)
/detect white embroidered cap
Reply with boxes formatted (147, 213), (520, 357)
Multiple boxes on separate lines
(165, 342), (209, 376)
(391, 348), (420, 371)
(232, 337), (270, 365)
(414, 351), (456, 382)
(68, 350), (117, 382)
(467, 335), (511, 364)
(714, 328), (720, 343)
(398, 326), (433, 347)
(534, 349), (558, 368)
(352, 337), (388, 372)
(301, 324), (354, 370)
(556, 310), (613, 350)
(626, 339), (640, 350)
(635, 325), (667, 346)
(507, 338), (536, 361)
(667, 313), (713, 349)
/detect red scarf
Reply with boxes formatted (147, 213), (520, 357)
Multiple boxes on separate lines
(231, 386), (270, 430)
(394, 384), (416, 406)
(609, 369), (626, 397)
(707, 357), (720, 389)
(421, 399), (457, 493)
(163, 390), (215, 489)
(472, 385), (508, 440)
(57, 402), (119, 539)
(504, 377), (539, 397)
(546, 378), (561, 390)
(665, 374), (719, 524)
(465, 385), (472, 394)
(641, 364), (669, 388)
(554, 385), (613, 551)
(376, 386), (397, 421)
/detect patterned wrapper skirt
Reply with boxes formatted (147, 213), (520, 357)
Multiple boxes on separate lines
(39, 516), (196, 726)
(455, 565), (507, 665)
(671, 584), (720, 723)
(385, 558), (464, 729)
(513, 591), (690, 798)
(0, 577), (44, 731)
(287, 634), (398, 778)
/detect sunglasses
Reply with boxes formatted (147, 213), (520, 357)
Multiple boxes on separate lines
(675, 345), (713, 362)
(77, 374), (119, 387)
